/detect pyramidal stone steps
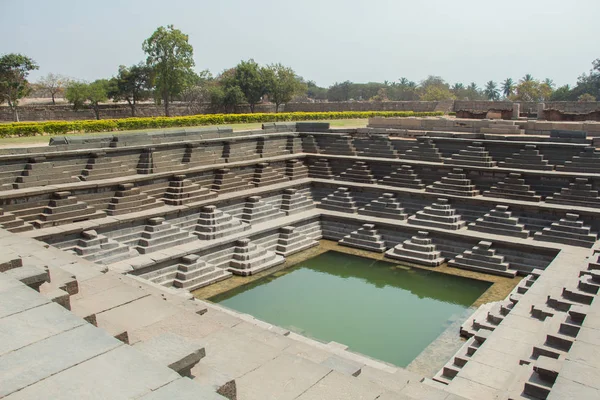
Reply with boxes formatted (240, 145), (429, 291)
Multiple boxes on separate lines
(162, 175), (216, 206)
(193, 205), (249, 240)
(545, 178), (600, 208)
(227, 238), (285, 276)
(379, 165), (425, 190)
(498, 144), (553, 170)
(339, 223), (387, 253)
(0, 208), (32, 233)
(69, 229), (133, 265)
(385, 231), (445, 267)
(445, 142), (497, 168)
(280, 188), (314, 215)
(483, 173), (541, 202)
(251, 162), (289, 187)
(408, 198), (467, 230)
(468, 205), (530, 239)
(135, 217), (196, 255)
(557, 147), (600, 173)
(426, 168), (479, 197)
(211, 168), (253, 193)
(319, 187), (358, 213)
(449, 241), (518, 277)
(106, 183), (164, 216)
(401, 137), (443, 163)
(358, 193), (407, 220)
(240, 196), (286, 225)
(32, 191), (105, 229)
(171, 255), (232, 290)
(285, 159), (309, 180)
(533, 213), (597, 248)
(275, 226), (319, 256)
(308, 158), (334, 179)
(339, 161), (377, 184)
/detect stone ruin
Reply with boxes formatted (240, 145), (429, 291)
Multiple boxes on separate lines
(1, 119), (600, 398)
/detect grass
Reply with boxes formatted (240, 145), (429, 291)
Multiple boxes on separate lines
(0, 118), (368, 147)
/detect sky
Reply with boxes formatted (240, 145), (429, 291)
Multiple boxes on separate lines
(1, 0), (599, 88)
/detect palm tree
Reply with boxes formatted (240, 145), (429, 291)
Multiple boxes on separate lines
(451, 83), (464, 92)
(398, 77), (409, 87)
(501, 78), (514, 98)
(522, 74), (534, 83)
(544, 78), (555, 89)
(484, 81), (500, 100)
(467, 82), (478, 91)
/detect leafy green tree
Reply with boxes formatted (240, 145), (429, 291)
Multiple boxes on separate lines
(501, 78), (514, 98)
(484, 81), (500, 100)
(65, 82), (89, 110)
(578, 93), (596, 102)
(570, 59), (600, 101)
(0, 53), (39, 121)
(87, 80), (109, 119)
(327, 81), (352, 101)
(143, 25), (195, 116)
(464, 82), (484, 100)
(510, 79), (553, 102)
(549, 85), (571, 101)
(305, 80), (327, 100)
(232, 59), (266, 112)
(37, 73), (69, 105)
(522, 74), (534, 83)
(418, 76), (455, 101)
(109, 63), (153, 116)
(263, 63), (306, 112)
(223, 85), (245, 113)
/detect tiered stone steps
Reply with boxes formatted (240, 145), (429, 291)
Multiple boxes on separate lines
(557, 147), (600, 173)
(193, 205), (249, 240)
(32, 191), (105, 228)
(280, 188), (314, 215)
(211, 168), (253, 193)
(449, 241), (518, 277)
(135, 217), (196, 254)
(498, 144), (554, 170)
(426, 168), (479, 197)
(545, 178), (600, 208)
(162, 175), (217, 206)
(275, 226), (319, 256)
(445, 141), (497, 167)
(106, 183), (165, 216)
(408, 198), (467, 230)
(358, 193), (407, 220)
(533, 213), (597, 248)
(338, 161), (377, 184)
(80, 152), (136, 181)
(69, 229), (133, 264)
(224, 140), (260, 162)
(257, 137), (290, 158)
(251, 162), (289, 187)
(227, 238), (284, 276)
(319, 187), (358, 213)
(483, 173), (541, 202)
(400, 137), (443, 162)
(182, 143), (225, 168)
(240, 196), (286, 224)
(385, 231), (445, 267)
(354, 136), (398, 158)
(468, 205), (530, 239)
(308, 158), (334, 179)
(315, 135), (357, 156)
(171, 255), (232, 290)
(0, 160), (28, 190)
(136, 148), (155, 174)
(339, 223), (386, 252)
(379, 165), (426, 189)
(286, 136), (303, 154)
(151, 148), (188, 173)
(0, 208), (33, 233)
(284, 159), (309, 180)
(14, 157), (81, 189)
(301, 135), (320, 153)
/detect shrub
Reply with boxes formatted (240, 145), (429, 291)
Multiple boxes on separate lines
(0, 111), (444, 137)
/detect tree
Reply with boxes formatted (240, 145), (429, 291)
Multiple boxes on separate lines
(222, 85), (245, 113)
(65, 82), (89, 110)
(305, 80), (327, 100)
(0, 53), (39, 121)
(501, 78), (514, 98)
(510, 79), (553, 102)
(143, 25), (195, 116)
(263, 63), (306, 112)
(522, 74), (534, 83)
(464, 82), (484, 100)
(37, 73), (69, 104)
(232, 59), (266, 112)
(86, 80), (109, 119)
(418, 76), (455, 101)
(578, 93), (596, 102)
(370, 87), (389, 102)
(109, 63), (153, 116)
(327, 81), (352, 101)
(550, 85), (572, 101)
(484, 81), (500, 100)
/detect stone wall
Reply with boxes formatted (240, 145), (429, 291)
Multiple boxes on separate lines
(3, 100), (600, 122)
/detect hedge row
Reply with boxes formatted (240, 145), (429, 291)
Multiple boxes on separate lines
(0, 111), (444, 137)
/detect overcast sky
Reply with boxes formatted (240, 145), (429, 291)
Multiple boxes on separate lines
(1, 0), (598, 88)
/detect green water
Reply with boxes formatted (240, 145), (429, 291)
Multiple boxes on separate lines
(210, 251), (491, 367)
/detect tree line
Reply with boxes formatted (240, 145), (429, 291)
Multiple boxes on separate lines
(1, 24), (599, 122)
